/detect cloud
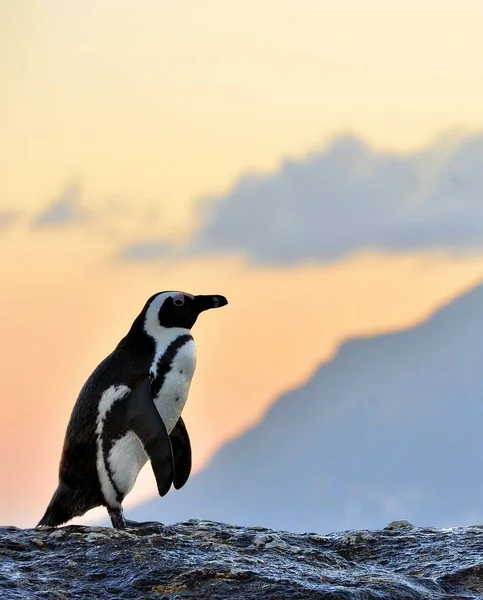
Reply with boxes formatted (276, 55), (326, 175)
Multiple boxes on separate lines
(33, 183), (88, 228)
(160, 132), (483, 264)
(0, 212), (16, 230)
(118, 241), (173, 261)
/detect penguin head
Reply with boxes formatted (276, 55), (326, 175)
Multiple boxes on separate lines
(143, 291), (228, 335)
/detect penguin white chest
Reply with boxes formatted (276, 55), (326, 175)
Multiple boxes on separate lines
(98, 339), (197, 502)
(152, 338), (197, 433)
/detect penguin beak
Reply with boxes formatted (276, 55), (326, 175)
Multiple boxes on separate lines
(194, 294), (228, 313)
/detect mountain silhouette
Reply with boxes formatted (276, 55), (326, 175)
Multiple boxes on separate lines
(129, 283), (483, 532)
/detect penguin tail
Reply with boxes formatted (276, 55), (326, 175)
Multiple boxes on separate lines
(37, 482), (80, 528)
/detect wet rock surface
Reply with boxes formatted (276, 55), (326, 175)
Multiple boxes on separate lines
(2, 519), (483, 599)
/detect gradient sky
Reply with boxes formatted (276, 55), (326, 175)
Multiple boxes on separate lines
(2, 1), (483, 527)
(4, 1), (483, 225)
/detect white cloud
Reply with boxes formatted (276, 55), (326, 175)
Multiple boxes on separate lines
(0, 212), (16, 230)
(173, 132), (483, 263)
(118, 241), (173, 261)
(33, 183), (88, 228)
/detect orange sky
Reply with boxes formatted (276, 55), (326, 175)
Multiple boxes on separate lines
(3, 1), (483, 527)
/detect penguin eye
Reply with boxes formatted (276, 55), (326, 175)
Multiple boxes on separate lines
(173, 294), (185, 307)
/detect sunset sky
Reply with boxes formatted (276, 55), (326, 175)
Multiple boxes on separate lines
(2, 1), (483, 527)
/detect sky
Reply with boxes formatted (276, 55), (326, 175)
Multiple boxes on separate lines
(2, 0), (483, 527)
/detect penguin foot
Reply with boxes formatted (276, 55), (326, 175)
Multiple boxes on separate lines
(125, 519), (164, 529)
(107, 507), (163, 530)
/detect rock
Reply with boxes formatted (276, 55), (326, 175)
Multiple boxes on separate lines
(340, 529), (377, 545)
(85, 532), (110, 543)
(384, 520), (414, 530)
(1, 520), (483, 599)
(250, 532), (287, 550)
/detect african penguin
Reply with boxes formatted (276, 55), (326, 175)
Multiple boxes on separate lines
(38, 291), (228, 529)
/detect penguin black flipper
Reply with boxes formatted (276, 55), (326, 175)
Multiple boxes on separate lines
(126, 377), (174, 497)
(170, 417), (192, 489)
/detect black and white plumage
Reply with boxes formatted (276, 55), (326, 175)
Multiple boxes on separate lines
(38, 291), (228, 529)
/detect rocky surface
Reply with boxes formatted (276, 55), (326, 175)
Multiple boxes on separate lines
(2, 519), (483, 599)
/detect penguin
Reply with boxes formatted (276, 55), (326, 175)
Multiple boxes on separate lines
(38, 291), (228, 529)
